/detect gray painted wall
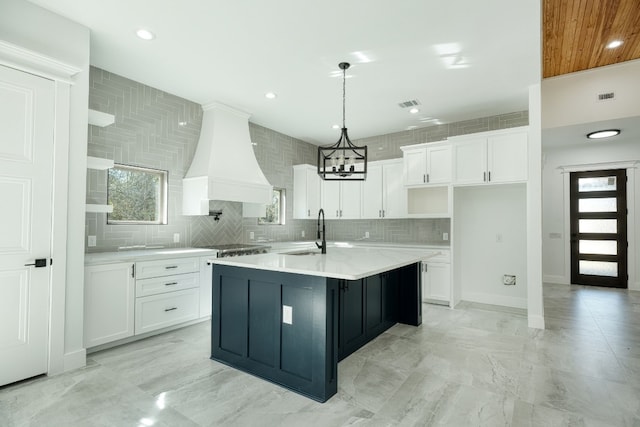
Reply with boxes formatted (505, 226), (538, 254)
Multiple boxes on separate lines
(85, 67), (528, 251)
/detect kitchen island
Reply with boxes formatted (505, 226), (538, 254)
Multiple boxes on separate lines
(209, 246), (434, 402)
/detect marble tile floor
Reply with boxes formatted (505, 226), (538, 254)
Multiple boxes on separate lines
(2, 283), (640, 426)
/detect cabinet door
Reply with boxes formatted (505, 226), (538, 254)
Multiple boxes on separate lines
(403, 148), (427, 185)
(293, 166), (308, 219)
(362, 164), (383, 219)
(199, 257), (213, 317)
(84, 263), (135, 348)
(322, 180), (341, 219)
(365, 275), (383, 336)
(340, 181), (362, 219)
(487, 132), (528, 183)
(422, 262), (451, 304)
(383, 161), (407, 218)
(452, 139), (487, 185)
(306, 167), (321, 217)
(426, 145), (452, 184)
(339, 279), (366, 360)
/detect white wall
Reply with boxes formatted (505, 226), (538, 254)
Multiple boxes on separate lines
(454, 184), (528, 309)
(542, 140), (640, 290)
(0, 0), (90, 372)
(542, 59), (640, 130)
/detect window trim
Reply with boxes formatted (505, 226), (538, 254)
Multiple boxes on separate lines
(258, 188), (286, 225)
(106, 163), (169, 225)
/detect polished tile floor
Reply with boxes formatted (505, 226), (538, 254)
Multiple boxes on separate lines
(2, 283), (640, 426)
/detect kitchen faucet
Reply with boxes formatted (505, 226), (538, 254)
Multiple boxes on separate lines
(316, 208), (326, 254)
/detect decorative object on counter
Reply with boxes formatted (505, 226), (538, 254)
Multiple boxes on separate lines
(317, 62), (367, 181)
(209, 209), (223, 222)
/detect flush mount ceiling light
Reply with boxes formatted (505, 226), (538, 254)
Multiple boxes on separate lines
(318, 62), (367, 181)
(409, 108), (420, 114)
(606, 40), (623, 49)
(136, 28), (155, 40)
(265, 92), (277, 99)
(587, 129), (620, 139)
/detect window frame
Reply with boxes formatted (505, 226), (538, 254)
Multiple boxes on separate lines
(258, 188), (286, 225)
(106, 163), (169, 225)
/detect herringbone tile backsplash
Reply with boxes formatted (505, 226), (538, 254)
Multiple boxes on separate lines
(85, 67), (527, 251)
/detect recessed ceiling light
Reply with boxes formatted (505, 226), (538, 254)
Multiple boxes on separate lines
(606, 40), (623, 49)
(332, 124), (340, 129)
(409, 108), (420, 114)
(265, 92), (277, 99)
(587, 129), (620, 139)
(136, 28), (155, 40)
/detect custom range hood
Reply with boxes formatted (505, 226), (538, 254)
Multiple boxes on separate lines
(182, 102), (272, 215)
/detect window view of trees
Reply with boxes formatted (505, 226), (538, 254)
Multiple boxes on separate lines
(259, 189), (285, 225)
(107, 164), (168, 224)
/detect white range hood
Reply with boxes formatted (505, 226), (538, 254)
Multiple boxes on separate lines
(182, 102), (273, 215)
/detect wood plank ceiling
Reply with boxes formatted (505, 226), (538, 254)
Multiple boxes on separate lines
(543, 0), (640, 78)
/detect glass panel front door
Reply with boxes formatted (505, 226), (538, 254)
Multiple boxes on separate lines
(570, 169), (627, 288)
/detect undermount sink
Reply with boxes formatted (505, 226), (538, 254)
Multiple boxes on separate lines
(281, 250), (322, 256)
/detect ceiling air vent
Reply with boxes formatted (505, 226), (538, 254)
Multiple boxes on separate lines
(597, 92), (615, 101)
(398, 99), (421, 108)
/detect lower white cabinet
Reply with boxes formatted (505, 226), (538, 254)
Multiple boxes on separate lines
(84, 262), (135, 348)
(421, 250), (452, 305)
(199, 256), (213, 317)
(135, 288), (200, 335)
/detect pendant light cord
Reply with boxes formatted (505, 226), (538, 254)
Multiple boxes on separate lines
(342, 66), (346, 129)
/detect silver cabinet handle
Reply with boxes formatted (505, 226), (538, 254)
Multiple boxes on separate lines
(165, 265), (178, 269)
(164, 307), (178, 312)
(165, 282), (178, 286)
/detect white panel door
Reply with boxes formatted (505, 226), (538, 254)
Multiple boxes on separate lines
(362, 164), (383, 219)
(426, 145), (452, 184)
(403, 148), (427, 185)
(452, 139), (487, 185)
(199, 256), (213, 318)
(383, 161), (407, 218)
(487, 132), (528, 183)
(0, 65), (55, 386)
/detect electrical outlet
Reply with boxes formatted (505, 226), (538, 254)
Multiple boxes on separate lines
(88, 235), (96, 247)
(173, 233), (180, 243)
(249, 231), (255, 240)
(443, 232), (449, 241)
(301, 230), (305, 238)
(496, 233), (503, 243)
(365, 231), (370, 239)
(503, 274), (516, 285)
(282, 305), (293, 325)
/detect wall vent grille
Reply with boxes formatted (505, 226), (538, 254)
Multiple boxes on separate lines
(597, 92), (615, 101)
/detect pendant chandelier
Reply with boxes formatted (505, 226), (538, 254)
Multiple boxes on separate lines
(317, 62), (367, 180)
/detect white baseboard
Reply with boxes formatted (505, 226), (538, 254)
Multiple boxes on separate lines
(543, 274), (567, 284)
(527, 314), (545, 329)
(461, 292), (527, 309)
(63, 348), (86, 372)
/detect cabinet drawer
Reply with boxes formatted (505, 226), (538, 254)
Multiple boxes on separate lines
(135, 288), (199, 335)
(136, 257), (199, 279)
(136, 272), (199, 297)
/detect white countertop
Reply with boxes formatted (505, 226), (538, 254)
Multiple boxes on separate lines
(209, 246), (440, 280)
(84, 248), (219, 265)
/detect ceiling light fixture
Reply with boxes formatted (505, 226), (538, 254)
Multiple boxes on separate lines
(318, 62), (367, 181)
(135, 28), (155, 40)
(606, 40), (623, 49)
(587, 129), (620, 139)
(409, 108), (420, 114)
(265, 92), (277, 99)
(332, 124), (340, 129)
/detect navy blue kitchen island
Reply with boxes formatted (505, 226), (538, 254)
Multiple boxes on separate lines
(210, 247), (428, 402)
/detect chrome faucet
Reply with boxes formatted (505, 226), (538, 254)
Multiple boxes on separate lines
(316, 208), (326, 254)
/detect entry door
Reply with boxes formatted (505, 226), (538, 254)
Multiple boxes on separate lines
(0, 65), (55, 386)
(570, 169), (627, 288)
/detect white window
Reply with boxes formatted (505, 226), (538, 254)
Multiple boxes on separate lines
(107, 164), (168, 225)
(259, 188), (285, 225)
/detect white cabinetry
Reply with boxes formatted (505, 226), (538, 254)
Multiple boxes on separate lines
(134, 257), (200, 335)
(362, 159), (407, 219)
(421, 250), (452, 306)
(451, 127), (528, 185)
(322, 180), (362, 219)
(402, 142), (451, 186)
(85, 156), (114, 213)
(199, 256), (213, 317)
(84, 262), (135, 347)
(293, 164), (321, 219)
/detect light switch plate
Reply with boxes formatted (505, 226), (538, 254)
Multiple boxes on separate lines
(249, 231), (255, 240)
(283, 305), (293, 325)
(443, 232), (449, 241)
(173, 233), (180, 243)
(88, 235), (96, 247)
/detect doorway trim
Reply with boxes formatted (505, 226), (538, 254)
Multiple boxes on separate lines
(559, 161), (638, 290)
(0, 41), (81, 376)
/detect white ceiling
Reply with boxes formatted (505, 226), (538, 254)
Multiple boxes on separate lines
(28, 0), (540, 145)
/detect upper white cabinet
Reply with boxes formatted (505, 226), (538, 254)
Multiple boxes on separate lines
(362, 159), (407, 219)
(322, 179), (362, 219)
(401, 142), (451, 186)
(451, 127), (528, 185)
(293, 164), (321, 219)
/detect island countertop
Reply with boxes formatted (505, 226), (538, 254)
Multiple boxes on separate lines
(209, 246), (438, 280)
